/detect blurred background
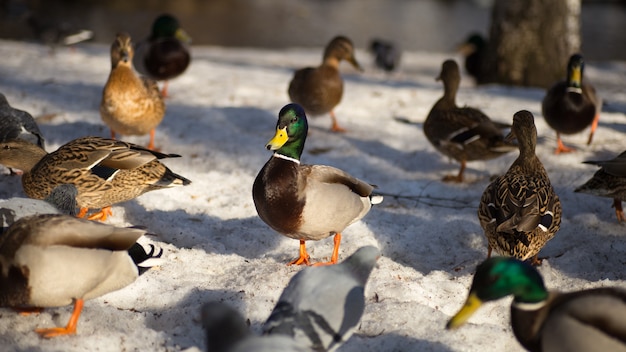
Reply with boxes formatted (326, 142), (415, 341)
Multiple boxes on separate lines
(0, 0), (624, 61)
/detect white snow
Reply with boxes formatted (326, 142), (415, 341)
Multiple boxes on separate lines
(0, 38), (625, 351)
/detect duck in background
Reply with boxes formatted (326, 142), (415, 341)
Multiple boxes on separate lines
(133, 14), (191, 98)
(447, 257), (626, 352)
(253, 104), (382, 266)
(575, 150), (626, 222)
(423, 59), (516, 182)
(0, 214), (162, 338)
(477, 110), (561, 266)
(457, 33), (487, 84)
(542, 53), (601, 154)
(101, 32), (165, 151)
(0, 137), (191, 221)
(288, 36), (363, 132)
(369, 38), (401, 72)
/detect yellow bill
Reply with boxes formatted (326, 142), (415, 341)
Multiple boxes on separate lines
(266, 127), (289, 150)
(446, 292), (483, 329)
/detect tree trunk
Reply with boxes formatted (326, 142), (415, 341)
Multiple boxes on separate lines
(483, 0), (581, 88)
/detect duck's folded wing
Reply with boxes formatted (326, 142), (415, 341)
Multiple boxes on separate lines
(304, 165), (374, 197)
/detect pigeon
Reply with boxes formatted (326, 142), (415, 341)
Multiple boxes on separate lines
(263, 246), (380, 352)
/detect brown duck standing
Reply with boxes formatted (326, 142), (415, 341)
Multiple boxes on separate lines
(424, 59), (516, 182)
(288, 36), (362, 132)
(0, 137), (190, 221)
(477, 110), (562, 266)
(575, 150), (626, 222)
(542, 53), (601, 154)
(101, 32), (165, 151)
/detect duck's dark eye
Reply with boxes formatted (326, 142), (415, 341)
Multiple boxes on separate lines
(291, 117), (297, 123)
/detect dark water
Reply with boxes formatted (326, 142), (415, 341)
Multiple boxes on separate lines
(1, 0), (625, 61)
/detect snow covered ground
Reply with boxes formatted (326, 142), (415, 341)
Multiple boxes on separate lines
(0, 38), (625, 351)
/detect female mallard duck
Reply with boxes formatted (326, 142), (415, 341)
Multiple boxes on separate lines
(542, 53), (602, 154)
(252, 104), (381, 266)
(133, 14), (191, 98)
(447, 257), (626, 351)
(101, 32), (165, 151)
(478, 110), (561, 266)
(0, 137), (191, 221)
(424, 59), (516, 182)
(288, 36), (363, 132)
(0, 213), (162, 338)
(575, 150), (626, 222)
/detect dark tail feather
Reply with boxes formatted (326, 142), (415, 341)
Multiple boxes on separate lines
(128, 243), (164, 275)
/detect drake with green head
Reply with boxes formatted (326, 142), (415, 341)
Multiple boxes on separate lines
(252, 104), (381, 266)
(133, 14), (191, 98)
(478, 110), (561, 266)
(0, 214), (162, 338)
(542, 53), (601, 154)
(447, 257), (626, 352)
(288, 36), (362, 132)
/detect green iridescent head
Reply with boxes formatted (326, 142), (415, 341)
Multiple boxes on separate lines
(265, 103), (309, 160)
(150, 14), (191, 43)
(446, 257), (548, 329)
(566, 53), (584, 89)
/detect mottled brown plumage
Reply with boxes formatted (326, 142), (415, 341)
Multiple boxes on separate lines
(288, 36), (362, 132)
(575, 150), (626, 222)
(478, 110), (561, 265)
(542, 54), (602, 154)
(0, 214), (161, 337)
(0, 137), (190, 221)
(101, 32), (165, 150)
(424, 59), (516, 182)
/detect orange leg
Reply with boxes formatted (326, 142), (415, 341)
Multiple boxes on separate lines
(613, 198), (625, 223)
(147, 129), (157, 151)
(443, 160), (465, 183)
(36, 298), (84, 338)
(77, 207), (89, 218)
(329, 110), (347, 133)
(161, 81), (170, 98)
(87, 206), (113, 221)
(587, 113), (600, 145)
(313, 233), (342, 266)
(529, 254), (543, 266)
(110, 129), (116, 140)
(288, 240), (311, 266)
(554, 133), (575, 154)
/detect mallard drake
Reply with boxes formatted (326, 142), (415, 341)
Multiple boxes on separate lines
(101, 32), (166, 151)
(478, 110), (561, 266)
(0, 93), (45, 174)
(0, 184), (78, 230)
(133, 14), (191, 98)
(447, 257), (626, 352)
(252, 104), (381, 265)
(575, 150), (626, 222)
(457, 33), (487, 84)
(263, 246), (379, 352)
(542, 53), (602, 154)
(0, 213), (162, 338)
(0, 137), (191, 221)
(424, 59), (516, 182)
(369, 38), (401, 72)
(288, 36), (363, 132)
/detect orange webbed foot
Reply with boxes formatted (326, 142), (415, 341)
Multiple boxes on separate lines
(287, 240), (311, 266)
(87, 206), (113, 221)
(35, 299), (83, 339)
